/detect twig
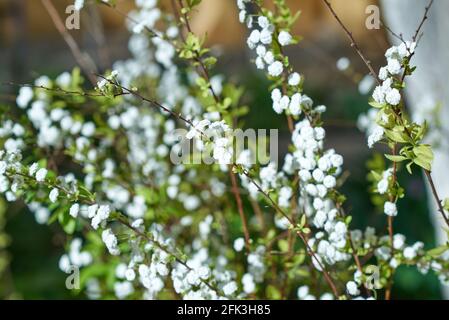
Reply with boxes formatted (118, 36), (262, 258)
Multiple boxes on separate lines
(229, 169), (251, 253)
(41, 0), (97, 86)
(425, 170), (449, 227)
(3, 81), (104, 97)
(321, 0), (381, 85)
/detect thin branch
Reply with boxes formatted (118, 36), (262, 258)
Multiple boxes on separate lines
(41, 0), (97, 86)
(3, 81), (104, 97)
(425, 170), (449, 227)
(229, 169), (251, 253)
(321, 0), (381, 85)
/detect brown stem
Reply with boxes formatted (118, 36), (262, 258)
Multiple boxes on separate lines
(229, 169), (251, 253)
(321, 0), (381, 85)
(41, 0), (97, 86)
(424, 170), (449, 227)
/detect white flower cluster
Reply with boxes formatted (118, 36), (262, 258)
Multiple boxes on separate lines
(237, 0), (353, 273)
(238, 1), (295, 79)
(185, 119), (234, 165)
(360, 41), (416, 149)
(377, 168), (393, 195)
(297, 285), (333, 300)
(270, 88), (306, 115)
(129, 0), (160, 34)
(102, 229), (120, 255)
(59, 238), (93, 273)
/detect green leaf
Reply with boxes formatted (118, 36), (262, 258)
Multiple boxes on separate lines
(266, 285), (282, 299)
(278, 239), (289, 253)
(412, 144), (434, 171)
(385, 154), (408, 162)
(443, 198), (449, 211)
(369, 100), (386, 109)
(427, 245), (449, 257)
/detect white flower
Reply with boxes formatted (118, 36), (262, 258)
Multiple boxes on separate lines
(186, 119), (210, 140)
(74, 0), (84, 11)
(125, 269), (136, 281)
(49, 188), (59, 203)
(378, 67), (389, 81)
(271, 88), (282, 102)
(299, 170), (312, 182)
(256, 45), (266, 57)
(385, 88), (401, 106)
(323, 175), (336, 189)
(312, 169), (325, 182)
(102, 229), (120, 255)
(278, 31), (292, 46)
(367, 126), (384, 148)
(87, 204), (98, 218)
(242, 273), (255, 294)
(255, 57), (265, 69)
(0, 161), (6, 175)
(313, 210), (327, 228)
(239, 10), (247, 23)
(91, 205), (111, 229)
(263, 51), (274, 64)
(288, 72), (301, 86)
(27, 163), (38, 176)
(330, 154), (343, 168)
(297, 285), (309, 299)
(377, 179), (389, 194)
(81, 122), (96, 137)
(56, 72), (71, 87)
(16, 87), (33, 109)
(258, 16), (270, 29)
(223, 281), (238, 296)
(384, 201), (398, 217)
(403, 247), (416, 259)
(248, 30), (261, 44)
(387, 58), (402, 75)
(372, 86), (385, 104)
(358, 75), (376, 95)
(346, 281), (360, 296)
(70, 203), (80, 218)
(233, 237), (245, 252)
(259, 28), (272, 44)
(393, 234), (406, 250)
(268, 61), (284, 77)
(278, 186), (292, 207)
(35, 168), (48, 182)
(114, 281), (134, 299)
(35, 207), (50, 224)
(336, 57), (350, 71)
(289, 93), (302, 116)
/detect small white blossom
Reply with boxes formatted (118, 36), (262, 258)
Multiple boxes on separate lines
(385, 88), (401, 106)
(384, 201), (398, 217)
(288, 72), (301, 86)
(35, 168), (48, 182)
(49, 188), (59, 203)
(278, 31), (292, 46)
(268, 61), (284, 77)
(102, 229), (120, 255)
(346, 281), (360, 296)
(70, 203), (80, 218)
